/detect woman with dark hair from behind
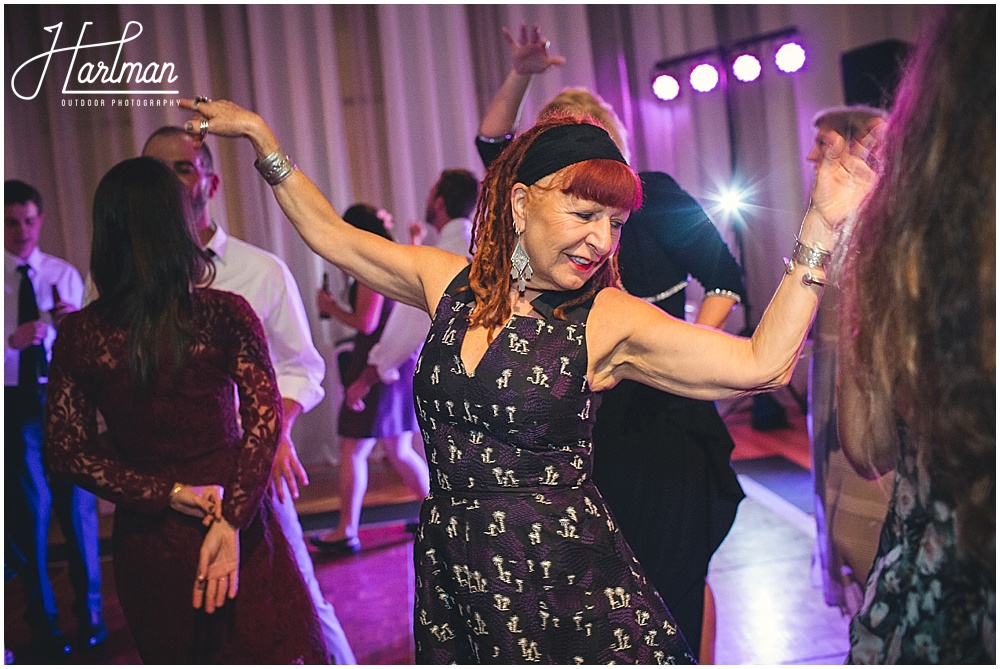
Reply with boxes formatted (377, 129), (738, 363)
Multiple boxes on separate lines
(838, 5), (995, 663)
(44, 157), (327, 663)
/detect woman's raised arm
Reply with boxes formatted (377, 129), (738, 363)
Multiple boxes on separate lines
(178, 99), (466, 315)
(588, 131), (879, 399)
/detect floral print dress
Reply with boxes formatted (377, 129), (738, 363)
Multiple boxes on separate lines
(847, 429), (995, 663)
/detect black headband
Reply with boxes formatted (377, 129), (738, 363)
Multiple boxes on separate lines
(515, 123), (628, 186)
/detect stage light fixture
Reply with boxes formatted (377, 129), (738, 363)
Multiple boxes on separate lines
(690, 63), (720, 93)
(775, 42), (806, 73)
(652, 73), (681, 101)
(732, 54), (762, 83)
(651, 27), (803, 102)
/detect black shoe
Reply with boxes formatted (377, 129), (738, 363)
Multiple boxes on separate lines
(33, 626), (72, 660)
(309, 535), (361, 555)
(79, 617), (108, 648)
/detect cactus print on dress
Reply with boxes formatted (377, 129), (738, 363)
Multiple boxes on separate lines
(411, 267), (695, 664)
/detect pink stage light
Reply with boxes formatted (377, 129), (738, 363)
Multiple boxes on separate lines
(775, 42), (806, 73)
(732, 54), (762, 83)
(689, 64), (719, 93)
(652, 74), (681, 101)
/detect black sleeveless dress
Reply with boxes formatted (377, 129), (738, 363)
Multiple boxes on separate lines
(338, 281), (418, 439)
(411, 268), (695, 664)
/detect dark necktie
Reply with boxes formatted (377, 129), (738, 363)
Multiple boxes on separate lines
(16, 264), (47, 389)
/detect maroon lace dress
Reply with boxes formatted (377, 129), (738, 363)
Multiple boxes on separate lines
(44, 289), (327, 664)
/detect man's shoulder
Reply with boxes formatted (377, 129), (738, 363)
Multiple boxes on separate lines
(218, 236), (296, 292)
(212, 235), (303, 315)
(35, 250), (83, 279)
(437, 218), (474, 256)
(195, 287), (257, 318)
(223, 235), (288, 272)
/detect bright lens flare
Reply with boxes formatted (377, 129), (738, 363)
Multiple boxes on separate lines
(652, 74), (680, 101)
(775, 42), (806, 73)
(720, 189), (745, 214)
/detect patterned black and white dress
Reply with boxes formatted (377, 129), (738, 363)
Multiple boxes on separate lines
(411, 267), (695, 664)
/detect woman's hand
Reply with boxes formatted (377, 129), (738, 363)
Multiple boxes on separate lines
(192, 518), (239, 614)
(503, 23), (566, 76)
(317, 289), (338, 319)
(408, 221), (427, 246)
(345, 377), (372, 412)
(8, 321), (47, 350)
(178, 98), (279, 159)
(169, 483), (224, 526)
(804, 125), (882, 243)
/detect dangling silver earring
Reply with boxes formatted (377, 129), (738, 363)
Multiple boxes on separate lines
(510, 227), (533, 294)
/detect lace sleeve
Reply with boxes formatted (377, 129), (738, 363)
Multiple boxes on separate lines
(221, 296), (283, 530)
(44, 316), (174, 513)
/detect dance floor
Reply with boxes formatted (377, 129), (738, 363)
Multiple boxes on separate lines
(5, 398), (852, 665)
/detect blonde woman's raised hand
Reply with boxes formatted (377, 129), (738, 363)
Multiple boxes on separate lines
(504, 23), (566, 76)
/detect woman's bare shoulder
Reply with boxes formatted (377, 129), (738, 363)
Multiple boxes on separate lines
(419, 248), (472, 313)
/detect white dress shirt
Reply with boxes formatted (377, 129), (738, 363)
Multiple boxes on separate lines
(366, 217), (473, 382)
(4, 247), (84, 386)
(205, 225), (325, 413)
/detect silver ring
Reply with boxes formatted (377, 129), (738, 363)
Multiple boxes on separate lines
(199, 118), (209, 138)
(194, 95), (211, 109)
(865, 151), (881, 171)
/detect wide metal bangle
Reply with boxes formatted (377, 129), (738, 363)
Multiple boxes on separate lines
(783, 256), (827, 288)
(790, 237), (831, 271)
(254, 149), (297, 186)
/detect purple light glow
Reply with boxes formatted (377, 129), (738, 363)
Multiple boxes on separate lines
(732, 54), (762, 82)
(652, 74), (680, 101)
(690, 64), (719, 93)
(775, 42), (806, 73)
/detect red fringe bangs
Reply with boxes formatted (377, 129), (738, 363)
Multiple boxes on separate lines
(555, 159), (643, 212)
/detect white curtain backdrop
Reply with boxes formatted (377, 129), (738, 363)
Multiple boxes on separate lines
(4, 4), (932, 467)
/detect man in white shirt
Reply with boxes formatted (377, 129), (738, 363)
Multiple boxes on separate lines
(142, 128), (355, 664)
(345, 170), (477, 406)
(5, 180), (104, 658)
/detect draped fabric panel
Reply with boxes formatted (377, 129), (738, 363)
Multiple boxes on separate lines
(4, 4), (932, 467)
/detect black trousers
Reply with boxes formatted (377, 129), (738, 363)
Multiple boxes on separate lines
(5, 386), (102, 630)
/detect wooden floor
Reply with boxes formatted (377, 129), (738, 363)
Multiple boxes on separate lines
(5, 401), (854, 664)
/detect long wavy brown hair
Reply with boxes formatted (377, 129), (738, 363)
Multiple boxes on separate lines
(468, 115), (641, 339)
(841, 6), (995, 568)
(91, 157), (215, 396)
